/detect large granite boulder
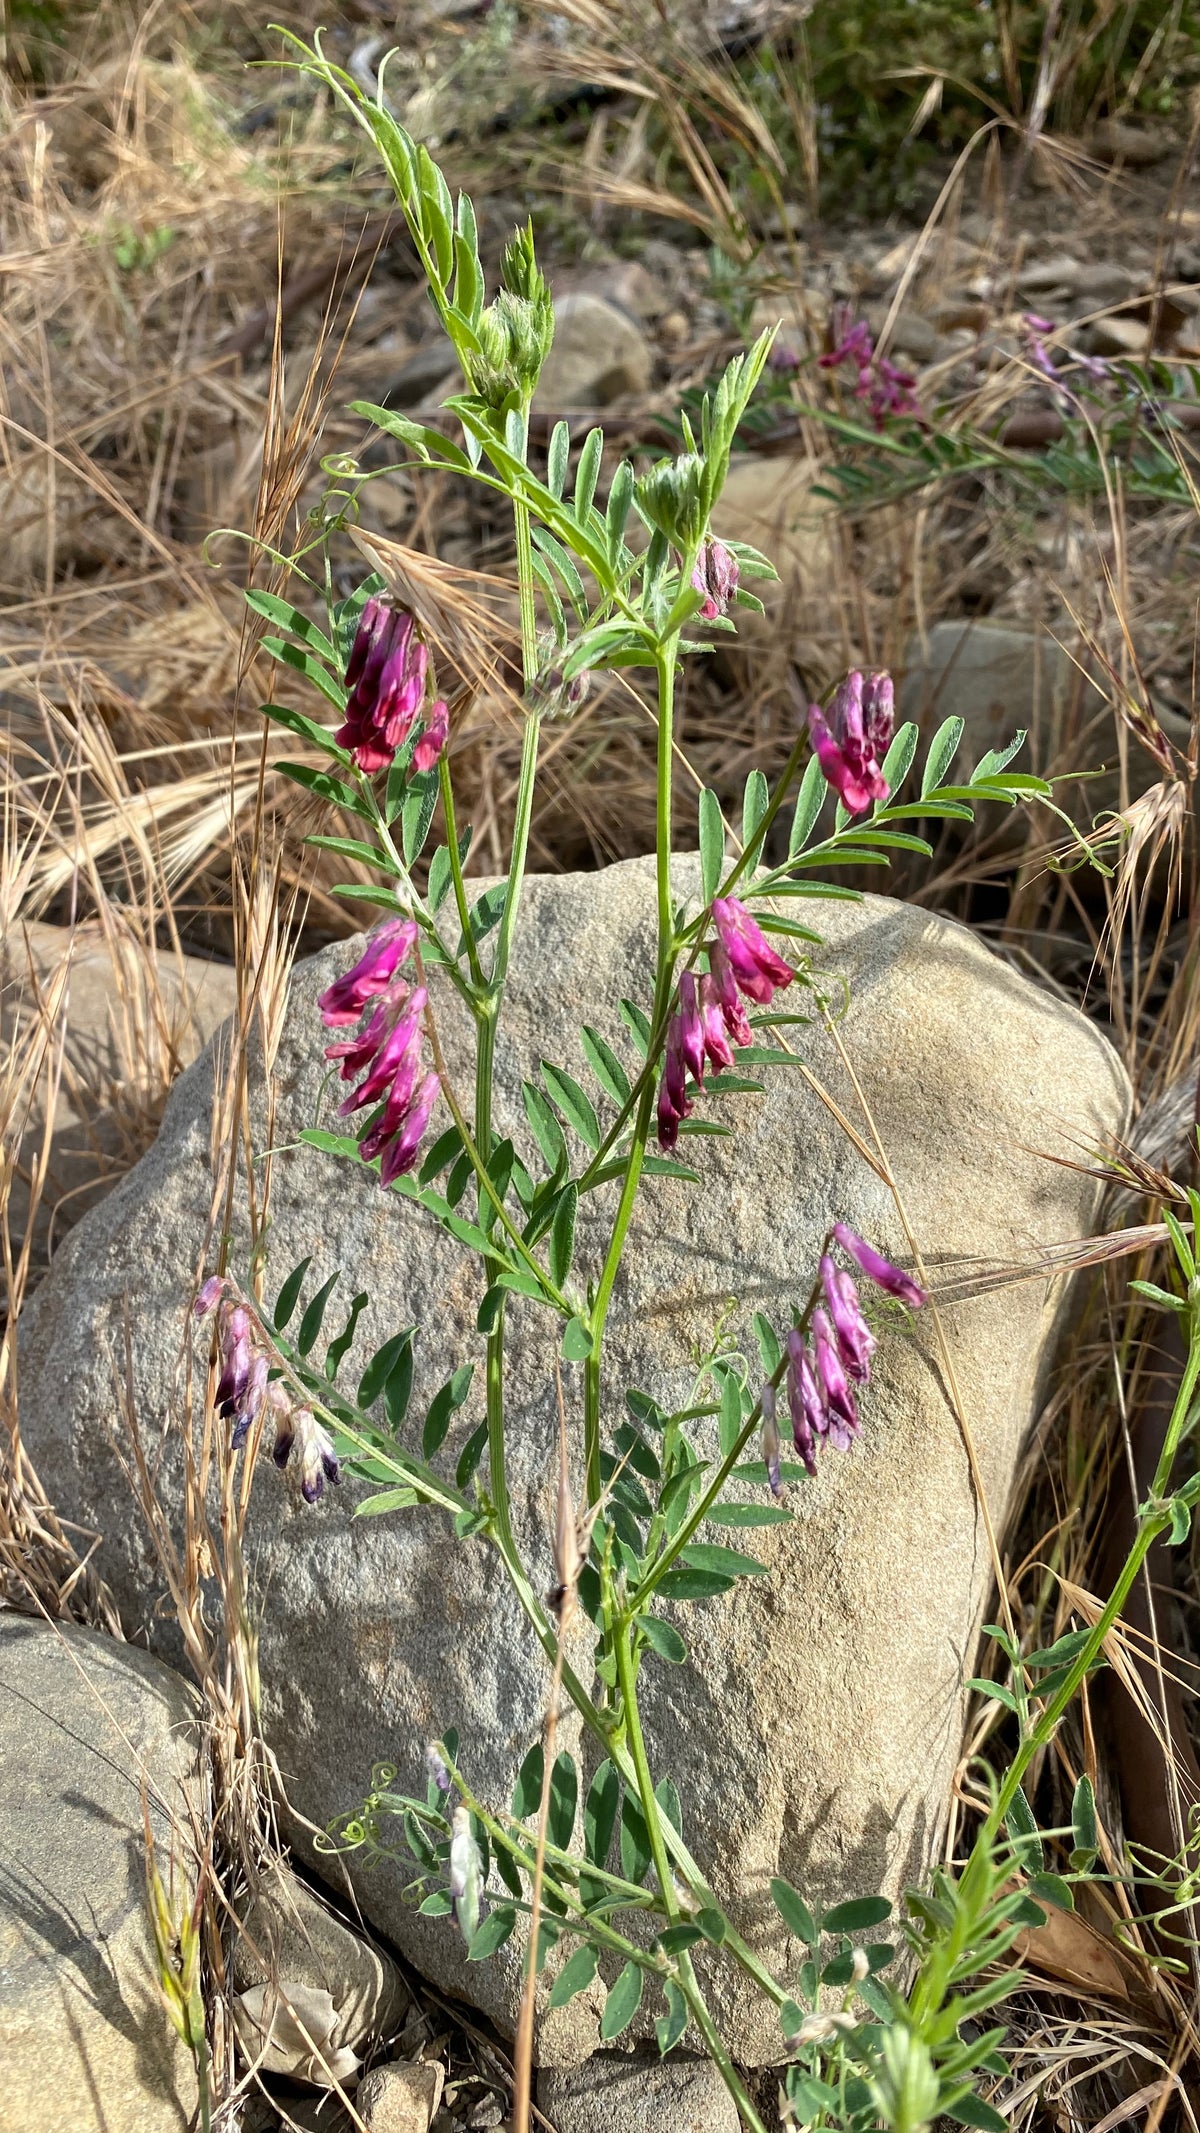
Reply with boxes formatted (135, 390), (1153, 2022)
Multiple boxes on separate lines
(0, 1614), (200, 2133)
(16, 856), (1129, 2065)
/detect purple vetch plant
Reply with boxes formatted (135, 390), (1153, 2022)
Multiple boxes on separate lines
(226, 53), (1061, 2133)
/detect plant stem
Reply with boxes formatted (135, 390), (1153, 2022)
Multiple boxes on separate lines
(614, 1617), (678, 1920)
(438, 754), (485, 989)
(481, 479), (542, 1554)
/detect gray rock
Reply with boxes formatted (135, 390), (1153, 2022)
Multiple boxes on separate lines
(17, 856), (1129, 2066)
(712, 453), (834, 627)
(233, 1862), (410, 2083)
(0, 1614), (200, 2133)
(535, 293), (652, 409)
(0, 921), (238, 1261)
(898, 618), (1191, 824)
(357, 2059), (445, 2132)
(538, 2050), (740, 2132)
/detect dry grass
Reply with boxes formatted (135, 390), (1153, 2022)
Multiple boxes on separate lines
(3, 2), (1200, 2126)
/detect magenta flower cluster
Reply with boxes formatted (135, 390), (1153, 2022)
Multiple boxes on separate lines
(808, 669), (894, 816)
(772, 1224), (926, 1485)
(336, 597), (448, 777)
(657, 898), (793, 1149)
(318, 917), (441, 1186)
(819, 312), (921, 430)
(195, 1279), (340, 1502)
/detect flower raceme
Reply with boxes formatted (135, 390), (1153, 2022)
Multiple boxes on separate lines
(807, 669), (894, 816)
(335, 597), (448, 776)
(194, 1282), (340, 1502)
(321, 923), (441, 1184)
(656, 902), (793, 1149)
(819, 311), (921, 430)
(774, 1227), (926, 1485)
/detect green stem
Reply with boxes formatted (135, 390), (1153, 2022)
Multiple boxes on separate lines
(614, 1616), (678, 1920)
(438, 753), (485, 990)
(677, 1972), (770, 2133)
(480, 477), (543, 1553)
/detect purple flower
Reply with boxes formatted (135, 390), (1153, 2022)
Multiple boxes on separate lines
(426, 1742), (453, 1793)
(214, 1303), (253, 1418)
(833, 1222), (927, 1308)
(819, 312), (922, 430)
(335, 601), (431, 774)
(711, 898), (794, 1007)
(819, 314), (875, 374)
(656, 1003), (695, 1151)
(698, 974), (735, 1072)
(812, 1307), (860, 1449)
(273, 1404), (340, 1501)
(230, 1350), (270, 1451)
(194, 1275), (225, 1318)
(691, 535), (740, 622)
(413, 700), (449, 774)
(317, 918), (416, 1028)
(786, 1329), (821, 1477)
(707, 939), (753, 1050)
(676, 973), (706, 1084)
(339, 987), (427, 1118)
(871, 357), (921, 425)
(376, 1071), (441, 1187)
(761, 1383), (783, 1498)
(807, 668), (893, 816)
(820, 1254), (875, 1382)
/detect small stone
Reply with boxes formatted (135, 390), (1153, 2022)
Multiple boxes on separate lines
(0, 1616), (200, 2133)
(711, 453), (834, 624)
(1081, 314), (1154, 358)
(357, 2059), (445, 2133)
(537, 2052), (740, 2133)
(658, 308), (691, 345)
(232, 1861), (410, 2084)
(534, 292), (653, 409)
(1071, 261), (1141, 305)
(564, 258), (667, 322)
(865, 304), (944, 364)
(1017, 256), (1081, 295)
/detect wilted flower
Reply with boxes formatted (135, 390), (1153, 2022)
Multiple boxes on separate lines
(449, 1805), (483, 1943)
(656, 999), (695, 1152)
(711, 898), (794, 1006)
(811, 1307), (860, 1450)
(833, 1222), (927, 1308)
(691, 535), (740, 621)
(214, 1303), (254, 1420)
(194, 1274), (225, 1318)
(426, 1741), (453, 1793)
(412, 701), (449, 774)
(786, 1329), (821, 1477)
(272, 1403), (340, 1503)
(335, 601), (431, 774)
(820, 1254), (875, 1382)
(318, 917), (417, 1028)
(807, 669), (894, 815)
(761, 1382), (783, 1498)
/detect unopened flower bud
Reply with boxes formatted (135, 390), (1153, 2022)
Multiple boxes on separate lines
(635, 452), (706, 548)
